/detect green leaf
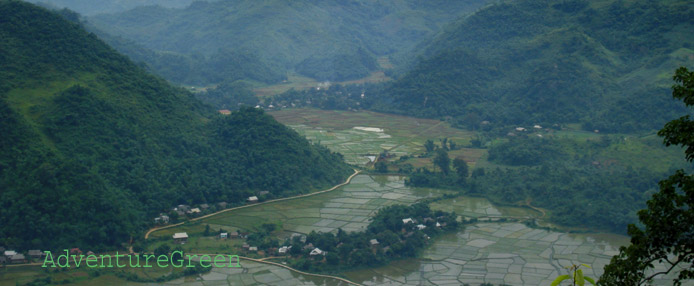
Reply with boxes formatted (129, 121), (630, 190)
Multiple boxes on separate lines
(584, 276), (596, 285)
(581, 264), (592, 269)
(577, 269), (585, 286)
(551, 275), (570, 286)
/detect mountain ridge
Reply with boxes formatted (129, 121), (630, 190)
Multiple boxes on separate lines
(0, 0), (351, 251)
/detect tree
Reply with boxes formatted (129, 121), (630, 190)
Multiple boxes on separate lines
(375, 161), (388, 173)
(433, 149), (450, 174)
(600, 67), (694, 285)
(424, 139), (436, 153)
(154, 244), (171, 257)
(453, 157), (468, 183)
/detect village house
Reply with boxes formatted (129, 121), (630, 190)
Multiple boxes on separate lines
(290, 233), (302, 241)
(220, 233), (228, 239)
(278, 246), (290, 255)
(402, 218), (414, 224)
(28, 250), (44, 259)
(177, 205), (190, 212)
(10, 254), (27, 264)
(3, 250), (17, 258)
(87, 251), (95, 256)
(229, 231), (239, 239)
(369, 239), (379, 246)
(70, 248), (82, 255)
(309, 248), (323, 256)
(247, 196), (259, 203)
(188, 208), (201, 214)
(242, 243), (250, 250)
(217, 202), (228, 209)
(154, 214), (170, 224)
(199, 203), (209, 210)
(248, 246), (258, 252)
(173, 232), (189, 244)
(416, 224), (427, 230)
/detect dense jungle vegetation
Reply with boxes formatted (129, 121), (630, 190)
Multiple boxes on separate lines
(0, 0), (351, 251)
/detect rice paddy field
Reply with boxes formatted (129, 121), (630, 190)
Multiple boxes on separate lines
(5, 110), (689, 285)
(269, 109), (482, 166)
(146, 175), (687, 285)
(150, 175), (456, 240)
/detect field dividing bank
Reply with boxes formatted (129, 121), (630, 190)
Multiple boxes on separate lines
(145, 169), (360, 239)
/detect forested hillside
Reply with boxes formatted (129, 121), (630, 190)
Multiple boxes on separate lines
(367, 0), (694, 133)
(24, 0), (198, 15)
(0, 0), (351, 251)
(86, 0), (489, 85)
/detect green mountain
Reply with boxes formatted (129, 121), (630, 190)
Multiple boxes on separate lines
(86, 0), (489, 85)
(370, 0), (694, 133)
(25, 0), (199, 15)
(0, 0), (351, 251)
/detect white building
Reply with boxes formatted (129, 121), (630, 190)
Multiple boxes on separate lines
(310, 248), (323, 256)
(173, 232), (189, 244)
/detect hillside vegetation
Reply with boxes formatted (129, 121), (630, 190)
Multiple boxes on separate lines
(0, 0), (350, 251)
(86, 0), (489, 85)
(365, 0), (694, 133)
(24, 0), (198, 15)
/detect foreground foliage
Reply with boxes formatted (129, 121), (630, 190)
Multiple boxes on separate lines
(600, 67), (694, 285)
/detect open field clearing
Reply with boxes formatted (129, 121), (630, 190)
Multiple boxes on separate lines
(270, 109), (481, 166)
(253, 71), (391, 98)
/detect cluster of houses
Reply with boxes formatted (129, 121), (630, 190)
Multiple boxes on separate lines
(172, 230), (247, 244)
(156, 202), (231, 225)
(0, 247), (45, 265)
(247, 191), (270, 204)
(507, 124), (546, 137)
(158, 195), (273, 225)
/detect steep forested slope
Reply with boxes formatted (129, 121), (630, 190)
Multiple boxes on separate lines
(369, 0), (694, 133)
(24, 0), (198, 15)
(86, 0), (489, 85)
(0, 0), (351, 251)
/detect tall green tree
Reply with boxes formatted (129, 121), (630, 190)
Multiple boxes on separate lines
(424, 139), (436, 153)
(600, 67), (694, 285)
(433, 149), (451, 175)
(453, 157), (469, 184)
